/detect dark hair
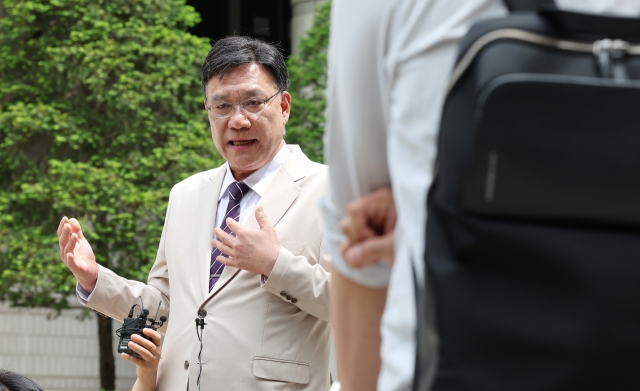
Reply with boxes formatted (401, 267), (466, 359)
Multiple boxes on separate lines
(0, 370), (43, 391)
(200, 36), (290, 100)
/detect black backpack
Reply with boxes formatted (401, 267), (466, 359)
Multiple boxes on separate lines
(418, 1), (640, 390)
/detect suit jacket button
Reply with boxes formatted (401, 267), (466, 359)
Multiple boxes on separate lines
(280, 291), (287, 296)
(184, 360), (189, 370)
(291, 298), (298, 304)
(198, 309), (207, 317)
(285, 295), (292, 301)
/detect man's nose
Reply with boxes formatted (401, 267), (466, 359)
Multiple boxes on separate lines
(227, 107), (251, 129)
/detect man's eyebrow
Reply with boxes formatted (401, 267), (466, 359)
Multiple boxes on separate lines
(240, 89), (266, 98)
(210, 93), (230, 102)
(210, 89), (266, 102)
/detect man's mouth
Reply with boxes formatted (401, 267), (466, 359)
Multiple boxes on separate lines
(230, 140), (255, 146)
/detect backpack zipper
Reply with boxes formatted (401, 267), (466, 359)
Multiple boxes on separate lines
(447, 28), (640, 94)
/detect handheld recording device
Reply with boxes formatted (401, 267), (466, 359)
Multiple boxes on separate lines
(115, 297), (166, 358)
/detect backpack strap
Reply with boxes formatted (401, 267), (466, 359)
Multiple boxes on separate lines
(504, 0), (555, 12)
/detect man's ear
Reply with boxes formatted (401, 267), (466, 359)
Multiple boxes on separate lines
(280, 91), (291, 125)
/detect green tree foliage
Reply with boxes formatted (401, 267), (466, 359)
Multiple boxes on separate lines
(286, 0), (330, 163)
(0, 0), (221, 310)
(0, 2), (220, 388)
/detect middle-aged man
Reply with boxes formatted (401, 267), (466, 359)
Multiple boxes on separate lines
(322, 0), (640, 390)
(57, 36), (331, 391)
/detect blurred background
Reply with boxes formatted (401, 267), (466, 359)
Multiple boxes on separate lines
(0, 0), (329, 389)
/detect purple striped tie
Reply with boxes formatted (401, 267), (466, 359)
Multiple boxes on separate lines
(210, 181), (251, 291)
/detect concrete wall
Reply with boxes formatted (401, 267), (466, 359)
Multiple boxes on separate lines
(0, 303), (136, 391)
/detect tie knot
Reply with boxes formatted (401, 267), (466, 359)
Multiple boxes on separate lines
(228, 181), (251, 203)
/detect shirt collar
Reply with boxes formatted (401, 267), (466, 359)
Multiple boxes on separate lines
(218, 142), (290, 200)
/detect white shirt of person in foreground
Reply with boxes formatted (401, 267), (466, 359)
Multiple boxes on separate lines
(322, 0), (640, 390)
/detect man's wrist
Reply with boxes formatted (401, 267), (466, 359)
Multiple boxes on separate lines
(78, 264), (99, 293)
(262, 244), (280, 277)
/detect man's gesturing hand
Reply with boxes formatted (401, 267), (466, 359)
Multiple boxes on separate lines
(57, 216), (98, 293)
(340, 186), (396, 268)
(211, 206), (280, 277)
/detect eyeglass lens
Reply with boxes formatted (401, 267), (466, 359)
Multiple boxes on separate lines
(209, 91), (280, 119)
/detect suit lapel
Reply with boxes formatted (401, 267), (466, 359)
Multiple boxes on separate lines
(245, 146), (309, 230)
(205, 146), (311, 300)
(197, 167), (226, 300)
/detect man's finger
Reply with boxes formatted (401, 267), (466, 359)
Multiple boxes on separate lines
(211, 238), (233, 256)
(342, 203), (370, 243)
(255, 206), (273, 232)
(120, 352), (142, 365)
(131, 334), (157, 355)
(340, 218), (376, 246)
(132, 333), (157, 351)
(60, 223), (74, 249)
(213, 228), (237, 246)
(225, 216), (243, 235)
(68, 218), (85, 239)
(344, 233), (395, 268)
(59, 223), (70, 246)
(57, 216), (69, 237)
(128, 341), (154, 361)
(216, 255), (237, 268)
(142, 328), (162, 347)
(59, 226), (69, 260)
(63, 233), (78, 261)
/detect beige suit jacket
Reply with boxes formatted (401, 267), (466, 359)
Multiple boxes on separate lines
(84, 146), (332, 390)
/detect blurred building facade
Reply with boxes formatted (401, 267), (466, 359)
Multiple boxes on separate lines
(0, 303), (137, 391)
(0, 0), (326, 389)
(186, 0), (327, 56)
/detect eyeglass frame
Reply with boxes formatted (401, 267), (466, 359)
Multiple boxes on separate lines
(204, 90), (283, 120)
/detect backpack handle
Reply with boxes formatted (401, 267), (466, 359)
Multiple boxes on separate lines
(504, 0), (554, 12)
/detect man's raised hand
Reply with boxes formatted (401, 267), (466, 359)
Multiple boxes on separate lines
(211, 206), (280, 277)
(57, 216), (98, 293)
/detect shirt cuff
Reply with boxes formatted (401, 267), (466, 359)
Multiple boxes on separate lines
(76, 267), (100, 305)
(319, 197), (392, 287)
(260, 247), (280, 286)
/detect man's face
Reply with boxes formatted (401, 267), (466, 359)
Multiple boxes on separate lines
(205, 63), (291, 181)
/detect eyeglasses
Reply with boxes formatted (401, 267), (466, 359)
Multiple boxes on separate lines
(205, 90), (282, 119)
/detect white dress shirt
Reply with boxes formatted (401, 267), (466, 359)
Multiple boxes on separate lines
(322, 1), (639, 390)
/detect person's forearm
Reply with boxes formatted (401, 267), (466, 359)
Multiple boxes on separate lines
(332, 269), (387, 391)
(131, 378), (155, 391)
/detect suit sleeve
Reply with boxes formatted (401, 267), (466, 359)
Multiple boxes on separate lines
(79, 188), (174, 335)
(262, 235), (332, 323)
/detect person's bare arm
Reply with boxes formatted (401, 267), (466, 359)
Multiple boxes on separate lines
(332, 270), (387, 391)
(331, 187), (396, 390)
